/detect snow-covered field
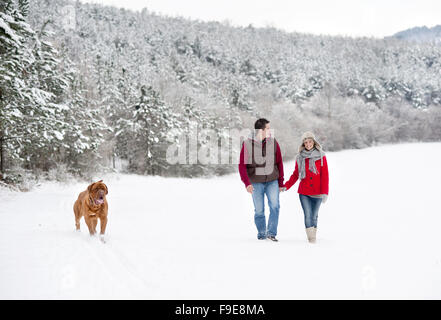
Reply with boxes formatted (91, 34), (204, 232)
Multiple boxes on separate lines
(1, 143), (441, 299)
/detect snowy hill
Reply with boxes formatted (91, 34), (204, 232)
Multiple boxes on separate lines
(3, 0), (441, 185)
(391, 25), (441, 43)
(1, 142), (441, 299)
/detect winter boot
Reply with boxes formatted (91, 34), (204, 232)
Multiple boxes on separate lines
(306, 227), (316, 243)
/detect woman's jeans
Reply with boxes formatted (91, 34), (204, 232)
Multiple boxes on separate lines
(251, 179), (280, 239)
(299, 194), (322, 228)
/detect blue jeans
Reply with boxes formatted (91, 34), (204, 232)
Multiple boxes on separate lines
(299, 194), (322, 228)
(251, 179), (280, 238)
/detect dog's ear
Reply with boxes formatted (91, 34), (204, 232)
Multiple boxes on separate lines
(104, 183), (108, 195)
(87, 182), (95, 193)
(98, 180), (103, 183)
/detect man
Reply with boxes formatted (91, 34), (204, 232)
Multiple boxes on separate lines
(238, 118), (284, 241)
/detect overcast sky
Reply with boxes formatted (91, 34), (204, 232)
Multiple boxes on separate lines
(80, 0), (440, 38)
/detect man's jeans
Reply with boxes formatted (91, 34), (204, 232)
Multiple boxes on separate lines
(251, 179), (280, 238)
(299, 194), (322, 228)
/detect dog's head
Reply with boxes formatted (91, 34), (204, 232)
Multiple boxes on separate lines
(88, 180), (108, 206)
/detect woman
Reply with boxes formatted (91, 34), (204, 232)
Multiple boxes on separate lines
(282, 132), (329, 243)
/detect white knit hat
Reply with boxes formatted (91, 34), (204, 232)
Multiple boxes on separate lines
(298, 131), (322, 152)
(301, 131), (316, 142)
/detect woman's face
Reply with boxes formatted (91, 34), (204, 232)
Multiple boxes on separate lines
(304, 138), (314, 151)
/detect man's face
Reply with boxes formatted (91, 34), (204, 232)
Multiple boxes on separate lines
(262, 123), (271, 138)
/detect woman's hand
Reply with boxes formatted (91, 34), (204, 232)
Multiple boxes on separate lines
(280, 187), (287, 192)
(246, 185), (254, 194)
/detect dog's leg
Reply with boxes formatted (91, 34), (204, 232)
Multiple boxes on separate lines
(73, 203), (81, 231)
(99, 216), (108, 243)
(91, 218), (98, 235)
(85, 216), (96, 236)
(75, 218), (81, 231)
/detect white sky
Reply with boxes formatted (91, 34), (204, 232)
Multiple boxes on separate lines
(80, 0), (441, 38)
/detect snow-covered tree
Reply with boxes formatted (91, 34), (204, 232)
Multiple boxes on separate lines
(1, 0), (437, 182)
(0, 0), (63, 178)
(128, 85), (180, 175)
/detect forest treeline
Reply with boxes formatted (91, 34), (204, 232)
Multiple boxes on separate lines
(1, 0), (440, 189)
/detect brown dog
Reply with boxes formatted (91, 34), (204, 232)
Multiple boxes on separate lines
(73, 180), (109, 242)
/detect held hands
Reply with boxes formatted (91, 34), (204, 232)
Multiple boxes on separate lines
(246, 185), (287, 193)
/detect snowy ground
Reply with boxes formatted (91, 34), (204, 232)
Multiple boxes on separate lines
(1, 142), (441, 299)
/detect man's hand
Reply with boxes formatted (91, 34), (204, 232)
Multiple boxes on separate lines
(246, 185), (254, 194)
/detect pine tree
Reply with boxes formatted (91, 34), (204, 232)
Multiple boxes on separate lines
(1, 0), (106, 180)
(130, 85), (179, 175)
(0, 0), (36, 179)
(58, 58), (108, 176)
(101, 63), (136, 169)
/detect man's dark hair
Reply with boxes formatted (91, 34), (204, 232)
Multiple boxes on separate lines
(254, 118), (270, 130)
